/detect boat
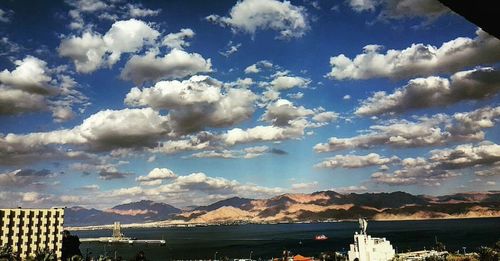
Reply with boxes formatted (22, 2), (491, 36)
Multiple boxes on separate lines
(314, 234), (328, 240)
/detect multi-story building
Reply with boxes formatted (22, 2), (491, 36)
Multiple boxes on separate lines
(348, 219), (395, 261)
(0, 208), (65, 260)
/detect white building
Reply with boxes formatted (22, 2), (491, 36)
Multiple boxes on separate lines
(348, 219), (395, 261)
(0, 208), (65, 260)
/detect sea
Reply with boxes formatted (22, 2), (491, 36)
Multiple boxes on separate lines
(73, 218), (500, 260)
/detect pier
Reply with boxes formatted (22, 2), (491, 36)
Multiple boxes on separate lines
(79, 222), (166, 245)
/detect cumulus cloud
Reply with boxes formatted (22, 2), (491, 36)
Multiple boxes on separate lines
(0, 56), (88, 119)
(261, 99), (313, 126)
(222, 118), (308, 146)
(371, 158), (458, 186)
(356, 67), (500, 116)
(3, 107), (171, 154)
(189, 146), (269, 159)
(152, 132), (214, 154)
(270, 75), (310, 91)
(0, 56), (55, 95)
(125, 75), (257, 134)
(312, 111), (339, 123)
(0, 89), (47, 115)
(475, 163), (500, 177)
(315, 106), (500, 153)
(120, 49), (212, 84)
(162, 28), (195, 50)
(429, 142), (500, 170)
(59, 19), (160, 73)
(327, 29), (500, 80)
(244, 60), (273, 74)
(315, 153), (399, 169)
(206, 0), (309, 39)
(372, 142), (500, 186)
(136, 168), (177, 186)
(108, 172), (284, 206)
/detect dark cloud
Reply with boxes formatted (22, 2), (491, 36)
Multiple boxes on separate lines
(99, 170), (131, 180)
(270, 148), (287, 155)
(356, 67), (500, 116)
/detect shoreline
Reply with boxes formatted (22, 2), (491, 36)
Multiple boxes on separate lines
(65, 215), (500, 231)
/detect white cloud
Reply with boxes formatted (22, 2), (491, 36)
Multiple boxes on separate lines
(244, 60), (273, 74)
(162, 28), (195, 50)
(347, 0), (377, 12)
(105, 172), (284, 206)
(356, 67), (500, 116)
(0, 56), (54, 94)
(127, 3), (161, 17)
(136, 168), (177, 186)
(334, 185), (368, 193)
(312, 111), (339, 123)
(219, 41), (242, 57)
(125, 75), (257, 134)
(287, 92), (304, 99)
(291, 181), (318, 190)
(372, 142), (500, 186)
(0, 56), (87, 120)
(120, 49), (212, 84)
(429, 142), (500, 169)
(222, 118), (308, 146)
(315, 153), (399, 169)
(3, 107), (171, 153)
(189, 146), (269, 159)
(475, 163), (500, 177)
(59, 19), (160, 73)
(343, 95), (351, 100)
(270, 75), (310, 91)
(244, 64), (260, 74)
(0, 89), (47, 115)
(315, 106), (500, 153)
(261, 99), (313, 126)
(206, 0), (309, 39)
(152, 133), (213, 154)
(327, 29), (500, 80)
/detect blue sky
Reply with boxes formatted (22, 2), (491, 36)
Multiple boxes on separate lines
(0, 0), (499, 209)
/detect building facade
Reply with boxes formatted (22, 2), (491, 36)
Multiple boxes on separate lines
(348, 232), (396, 261)
(0, 208), (65, 260)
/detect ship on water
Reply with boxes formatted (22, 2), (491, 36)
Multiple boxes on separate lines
(314, 234), (328, 241)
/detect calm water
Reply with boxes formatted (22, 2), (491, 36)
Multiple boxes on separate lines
(74, 218), (500, 260)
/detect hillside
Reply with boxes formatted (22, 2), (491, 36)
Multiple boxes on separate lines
(64, 191), (500, 226)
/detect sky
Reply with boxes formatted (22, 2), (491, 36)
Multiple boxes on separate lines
(0, 0), (499, 209)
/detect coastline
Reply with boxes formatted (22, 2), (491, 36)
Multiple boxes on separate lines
(65, 215), (500, 231)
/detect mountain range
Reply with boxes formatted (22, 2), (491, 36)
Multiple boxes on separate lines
(64, 191), (500, 227)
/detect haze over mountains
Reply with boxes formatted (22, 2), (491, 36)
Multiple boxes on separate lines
(64, 191), (500, 226)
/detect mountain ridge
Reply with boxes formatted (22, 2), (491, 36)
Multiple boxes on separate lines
(64, 190), (500, 226)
